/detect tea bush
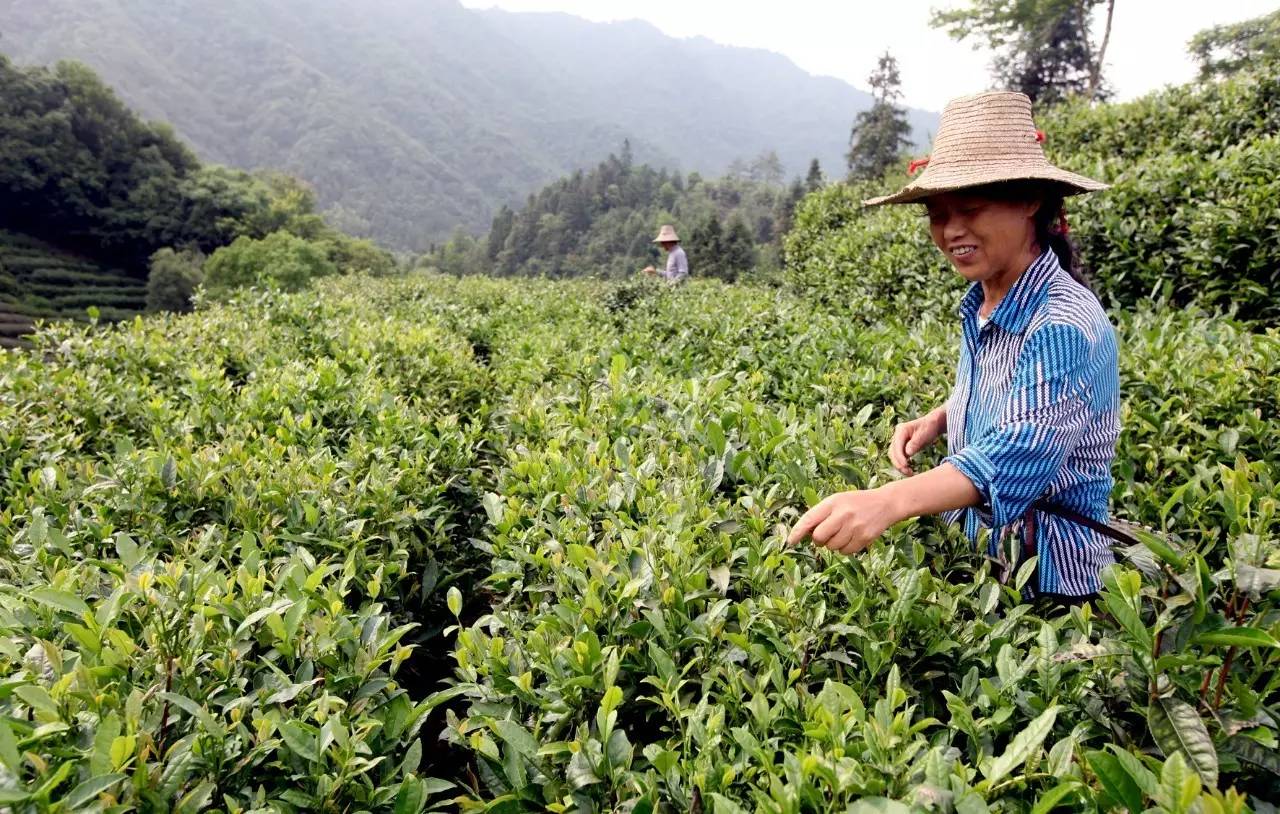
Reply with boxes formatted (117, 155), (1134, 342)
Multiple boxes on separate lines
(1, 274), (1277, 811)
(0, 283), (495, 810)
(420, 277), (1278, 812)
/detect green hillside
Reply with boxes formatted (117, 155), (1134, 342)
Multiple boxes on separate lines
(0, 232), (145, 347)
(429, 146), (812, 280)
(0, 0), (936, 249)
(0, 56), (400, 341)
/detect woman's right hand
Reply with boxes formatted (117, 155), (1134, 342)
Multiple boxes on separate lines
(889, 407), (946, 476)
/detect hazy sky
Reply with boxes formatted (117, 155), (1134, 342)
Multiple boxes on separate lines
(458, 0), (1277, 111)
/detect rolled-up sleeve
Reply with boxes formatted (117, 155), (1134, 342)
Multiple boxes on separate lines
(945, 323), (1093, 529)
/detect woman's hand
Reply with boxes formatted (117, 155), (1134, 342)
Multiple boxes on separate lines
(889, 407), (947, 476)
(786, 488), (899, 555)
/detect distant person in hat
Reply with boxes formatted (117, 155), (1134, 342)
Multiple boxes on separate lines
(788, 91), (1119, 608)
(642, 224), (688, 282)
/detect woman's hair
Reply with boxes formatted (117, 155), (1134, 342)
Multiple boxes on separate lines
(969, 180), (1091, 291)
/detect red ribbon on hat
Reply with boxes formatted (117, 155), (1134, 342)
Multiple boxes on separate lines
(1035, 129), (1046, 143)
(907, 157), (930, 175)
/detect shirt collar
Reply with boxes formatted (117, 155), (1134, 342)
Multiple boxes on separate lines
(957, 250), (1060, 335)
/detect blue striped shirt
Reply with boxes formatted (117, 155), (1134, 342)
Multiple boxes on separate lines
(943, 250), (1120, 596)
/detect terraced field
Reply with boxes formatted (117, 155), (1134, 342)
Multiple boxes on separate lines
(0, 231), (146, 347)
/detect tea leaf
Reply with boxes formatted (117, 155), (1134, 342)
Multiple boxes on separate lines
(63, 773), (127, 807)
(983, 705), (1057, 786)
(393, 778), (425, 814)
(27, 588), (89, 616)
(493, 719), (538, 760)
(1028, 781), (1080, 814)
(1192, 627), (1279, 649)
(1086, 751), (1144, 814)
(0, 719), (23, 774)
(279, 720), (320, 763)
(709, 793), (751, 814)
(1149, 697), (1218, 787)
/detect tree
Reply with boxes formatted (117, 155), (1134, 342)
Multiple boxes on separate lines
(323, 235), (397, 276)
(1190, 9), (1280, 80)
(805, 159), (824, 193)
(720, 215), (757, 282)
(690, 214), (725, 280)
(487, 205), (515, 260)
(203, 231), (336, 296)
(145, 247), (205, 312)
(931, 0), (1113, 105)
(748, 151), (786, 187)
(847, 51), (913, 180)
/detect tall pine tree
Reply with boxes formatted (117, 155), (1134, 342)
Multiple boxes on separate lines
(846, 52), (913, 181)
(805, 159), (824, 193)
(720, 215), (757, 282)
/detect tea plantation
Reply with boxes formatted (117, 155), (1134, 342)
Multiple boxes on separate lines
(0, 268), (1276, 812)
(2, 37), (1279, 814)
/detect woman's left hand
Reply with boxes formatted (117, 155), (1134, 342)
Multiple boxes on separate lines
(786, 489), (899, 555)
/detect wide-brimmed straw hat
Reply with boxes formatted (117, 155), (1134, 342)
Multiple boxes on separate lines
(652, 224), (679, 243)
(864, 91), (1108, 206)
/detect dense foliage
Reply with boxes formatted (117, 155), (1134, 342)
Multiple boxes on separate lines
(1, 0), (935, 250)
(932, 0), (1113, 104)
(0, 57), (262, 272)
(786, 59), (1280, 322)
(145, 249), (206, 314)
(1, 271), (1277, 811)
(1190, 9), (1280, 80)
(2, 10), (1277, 813)
(0, 282), (495, 810)
(0, 56), (397, 329)
(203, 233), (337, 298)
(428, 147), (806, 281)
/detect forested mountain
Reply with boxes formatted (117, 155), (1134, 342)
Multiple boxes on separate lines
(0, 0), (937, 250)
(430, 145), (817, 281)
(0, 56), (394, 329)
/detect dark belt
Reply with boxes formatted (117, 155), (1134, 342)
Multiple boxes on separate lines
(1029, 499), (1144, 548)
(1000, 499), (1146, 591)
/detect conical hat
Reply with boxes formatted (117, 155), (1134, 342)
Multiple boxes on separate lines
(864, 91), (1108, 206)
(652, 224), (679, 243)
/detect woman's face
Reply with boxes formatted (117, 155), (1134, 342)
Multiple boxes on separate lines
(924, 191), (1039, 283)
(660, 241), (678, 252)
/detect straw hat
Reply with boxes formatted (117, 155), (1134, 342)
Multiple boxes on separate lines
(864, 91), (1108, 207)
(652, 224), (680, 243)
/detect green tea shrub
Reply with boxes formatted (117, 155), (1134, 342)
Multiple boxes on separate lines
(1, 274), (1277, 810)
(782, 180), (959, 317)
(0, 279), (495, 810)
(1040, 63), (1279, 163)
(424, 277), (1278, 811)
(1068, 134), (1280, 320)
(786, 66), (1280, 323)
